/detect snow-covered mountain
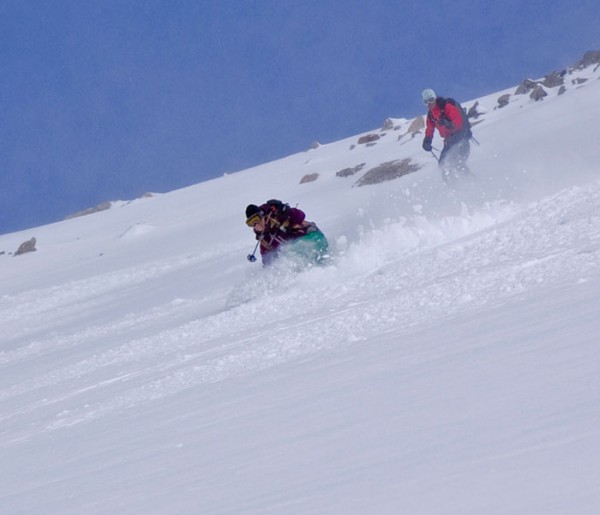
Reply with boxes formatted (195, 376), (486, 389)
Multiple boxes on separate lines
(1, 54), (600, 514)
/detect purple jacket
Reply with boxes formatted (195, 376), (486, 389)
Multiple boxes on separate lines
(255, 205), (309, 263)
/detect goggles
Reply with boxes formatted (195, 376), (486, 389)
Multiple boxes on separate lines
(423, 97), (436, 105)
(246, 212), (263, 227)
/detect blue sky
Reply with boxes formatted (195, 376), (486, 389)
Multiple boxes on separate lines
(1, 0), (598, 235)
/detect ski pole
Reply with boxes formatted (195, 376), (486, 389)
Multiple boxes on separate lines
(430, 150), (440, 162)
(247, 233), (265, 263)
(247, 240), (259, 262)
(470, 135), (480, 146)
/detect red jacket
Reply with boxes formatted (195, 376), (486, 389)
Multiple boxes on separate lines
(425, 100), (464, 140)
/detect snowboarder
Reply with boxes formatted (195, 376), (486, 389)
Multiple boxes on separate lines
(245, 199), (328, 266)
(421, 88), (473, 183)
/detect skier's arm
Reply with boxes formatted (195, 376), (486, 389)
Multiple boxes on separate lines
(287, 208), (306, 227)
(424, 114), (435, 139)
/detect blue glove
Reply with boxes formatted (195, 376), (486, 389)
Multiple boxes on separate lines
(422, 137), (433, 152)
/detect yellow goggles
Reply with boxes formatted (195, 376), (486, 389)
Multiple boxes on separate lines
(246, 213), (262, 227)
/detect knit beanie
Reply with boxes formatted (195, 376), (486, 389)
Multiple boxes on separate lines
(245, 204), (260, 219)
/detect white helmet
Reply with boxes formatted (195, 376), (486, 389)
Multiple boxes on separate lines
(421, 89), (437, 104)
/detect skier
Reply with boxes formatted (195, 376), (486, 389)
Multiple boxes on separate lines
(245, 200), (328, 266)
(421, 88), (473, 183)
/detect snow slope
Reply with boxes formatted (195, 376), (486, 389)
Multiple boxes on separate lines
(1, 62), (600, 514)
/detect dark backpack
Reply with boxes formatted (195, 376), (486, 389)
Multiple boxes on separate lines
(434, 97), (473, 139)
(263, 199), (291, 221)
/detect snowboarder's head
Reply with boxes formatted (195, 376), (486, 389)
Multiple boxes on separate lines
(422, 88), (437, 108)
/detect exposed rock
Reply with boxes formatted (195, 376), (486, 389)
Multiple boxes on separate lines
(407, 116), (424, 135)
(572, 77), (588, 85)
(558, 85), (567, 95)
(398, 116), (425, 141)
(515, 79), (538, 95)
(357, 133), (380, 145)
(299, 173), (319, 184)
(308, 141), (320, 150)
(354, 159), (421, 187)
(573, 50), (600, 70)
(497, 94), (511, 108)
(467, 101), (481, 119)
(530, 85), (548, 101)
(381, 118), (395, 131)
(14, 237), (37, 256)
(541, 71), (564, 88)
(336, 163), (366, 178)
(65, 201), (112, 220)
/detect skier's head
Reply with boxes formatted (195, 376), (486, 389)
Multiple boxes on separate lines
(421, 88), (437, 105)
(245, 204), (264, 231)
(245, 204), (260, 219)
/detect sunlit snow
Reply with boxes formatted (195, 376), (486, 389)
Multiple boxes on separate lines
(1, 63), (600, 514)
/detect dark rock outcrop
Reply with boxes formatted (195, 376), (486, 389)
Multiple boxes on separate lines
(357, 134), (380, 145)
(573, 50), (600, 70)
(355, 159), (421, 187)
(14, 237), (37, 256)
(497, 94), (511, 108)
(336, 163), (366, 178)
(467, 101), (481, 119)
(541, 71), (564, 88)
(299, 173), (319, 184)
(515, 79), (538, 95)
(530, 85), (548, 101)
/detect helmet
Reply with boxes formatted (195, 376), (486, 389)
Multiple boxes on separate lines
(421, 88), (437, 104)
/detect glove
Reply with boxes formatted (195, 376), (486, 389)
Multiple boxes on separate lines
(422, 137), (432, 152)
(305, 222), (317, 234)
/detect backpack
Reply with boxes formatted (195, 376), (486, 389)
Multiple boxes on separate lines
(264, 199), (287, 213)
(263, 199), (291, 222)
(434, 97), (473, 139)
